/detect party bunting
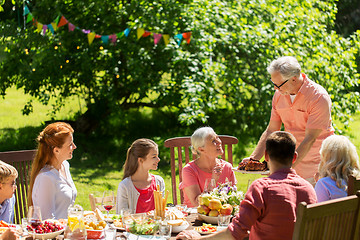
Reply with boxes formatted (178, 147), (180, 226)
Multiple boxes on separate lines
(37, 23), (43, 33)
(26, 13), (33, 23)
(101, 35), (109, 44)
(88, 32), (96, 45)
(23, 6), (30, 16)
(182, 32), (192, 44)
(68, 23), (76, 32)
(163, 34), (170, 46)
(174, 33), (183, 46)
(47, 24), (55, 34)
(51, 22), (58, 32)
(23, 4), (192, 47)
(124, 28), (131, 37)
(137, 28), (145, 40)
(153, 33), (162, 45)
(57, 16), (68, 28)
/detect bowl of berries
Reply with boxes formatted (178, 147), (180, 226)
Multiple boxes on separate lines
(27, 220), (65, 239)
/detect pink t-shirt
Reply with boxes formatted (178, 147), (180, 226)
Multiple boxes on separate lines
(134, 175), (156, 213)
(179, 159), (237, 207)
(271, 73), (334, 179)
(228, 168), (317, 240)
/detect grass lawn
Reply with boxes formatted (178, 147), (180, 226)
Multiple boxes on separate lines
(1, 87), (359, 212)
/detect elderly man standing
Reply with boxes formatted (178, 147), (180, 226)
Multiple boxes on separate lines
(243, 56), (334, 184)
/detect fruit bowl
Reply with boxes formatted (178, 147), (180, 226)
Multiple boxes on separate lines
(31, 229), (65, 239)
(197, 214), (219, 225)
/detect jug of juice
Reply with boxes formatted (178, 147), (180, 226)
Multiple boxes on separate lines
(64, 204), (87, 240)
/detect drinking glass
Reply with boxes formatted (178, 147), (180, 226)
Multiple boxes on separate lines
(28, 206), (42, 239)
(21, 218), (28, 238)
(102, 190), (115, 222)
(218, 214), (231, 227)
(159, 221), (172, 240)
(204, 178), (216, 193)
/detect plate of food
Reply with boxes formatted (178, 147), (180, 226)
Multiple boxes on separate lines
(234, 159), (269, 175)
(194, 224), (217, 235)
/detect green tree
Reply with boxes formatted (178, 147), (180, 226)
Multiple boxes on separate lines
(0, 0), (359, 141)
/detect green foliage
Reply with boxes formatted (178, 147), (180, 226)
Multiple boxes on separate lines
(0, 0), (359, 142)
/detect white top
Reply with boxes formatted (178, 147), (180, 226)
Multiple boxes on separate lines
(116, 174), (165, 214)
(32, 160), (77, 219)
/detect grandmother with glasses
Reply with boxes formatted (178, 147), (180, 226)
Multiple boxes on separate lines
(242, 56), (334, 185)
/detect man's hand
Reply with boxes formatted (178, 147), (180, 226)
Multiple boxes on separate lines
(176, 230), (202, 240)
(240, 157), (252, 164)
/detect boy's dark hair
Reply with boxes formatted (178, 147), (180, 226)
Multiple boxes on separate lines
(266, 131), (296, 165)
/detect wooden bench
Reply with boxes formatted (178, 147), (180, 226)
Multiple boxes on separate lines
(0, 150), (36, 224)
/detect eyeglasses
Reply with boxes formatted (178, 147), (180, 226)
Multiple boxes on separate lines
(270, 78), (289, 89)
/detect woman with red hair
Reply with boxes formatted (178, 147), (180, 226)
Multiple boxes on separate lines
(28, 122), (77, 219)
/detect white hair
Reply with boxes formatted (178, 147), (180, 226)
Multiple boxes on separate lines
(191, 127), (215, 156)
(267, 56), (301, 80)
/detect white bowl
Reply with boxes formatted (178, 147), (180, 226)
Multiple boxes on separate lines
(197, 214), (219, 225)
(32, 229), (65, 239)
(171, 221), (189, 233)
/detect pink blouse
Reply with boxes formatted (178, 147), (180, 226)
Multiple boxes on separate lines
(179, 159), (237, 207)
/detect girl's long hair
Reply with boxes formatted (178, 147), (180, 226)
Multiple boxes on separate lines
(318, 135), (360, 189)
(28, 122), (74, 207)
(123, 138), (157, 179)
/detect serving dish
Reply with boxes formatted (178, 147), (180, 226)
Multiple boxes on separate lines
(232, 167), (270, 175)
(197, 214), (219, 225)
(30, 229), (64, 239)
(171, 221), (189, 233)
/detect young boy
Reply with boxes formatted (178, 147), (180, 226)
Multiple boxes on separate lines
(176, 131), (317, 240)
(0, 160), (18, 223)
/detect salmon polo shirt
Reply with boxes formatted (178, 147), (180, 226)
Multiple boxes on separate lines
(270, 73), (334, 179)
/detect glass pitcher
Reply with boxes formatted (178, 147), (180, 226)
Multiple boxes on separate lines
(64, 204), (87, 240)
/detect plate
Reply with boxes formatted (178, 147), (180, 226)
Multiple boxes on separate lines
(110, 223), (125, 231)
(171, 221), (189, 233)
(232, 167), (270, 175)
(31, 229), (65, 239)
(197, 214), (219, 225)
(194, 226), (217, 235)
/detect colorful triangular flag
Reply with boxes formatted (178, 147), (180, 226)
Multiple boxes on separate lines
(153, 33), (162, 45)
(37, 23), (43, 32)
(174, 33), (183, 46)
(137, 28), (145, 40)
(182, 32), (192, 44)
(88, 32), (96, 45)
(109, 34), (117, 43)
(68, 23), (76, 32)
(26, 13), (33, 23)
(101, 35), (109, 44)
(124, 28), (131, 37)
(163, 34), (170, 46)
(57, 16), (68, 28)
(51, 22), (58, 32)
(47, 24), (55, 34)
(42, 25), (48, 35)
(142, 31), (151, 37)
(23, 5), (30, 16)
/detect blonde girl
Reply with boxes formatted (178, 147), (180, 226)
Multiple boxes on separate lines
(116, 138), (165, 214)
(315, 135), (360, 202)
